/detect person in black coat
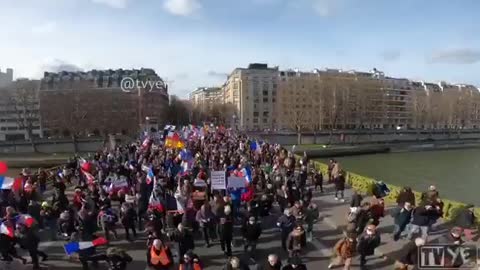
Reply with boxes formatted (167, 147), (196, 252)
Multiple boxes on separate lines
(277, 209), (296, 251)
(168, 223), (195, 259)
(392, 201), (413, 241)
(218, 205), (234, 256)
(282, 256), (307, 270)
(16, 224), (48, 270)
(313, 170), (323, 192)
(334, 172), (345, 202)
(120, 202), (137, 241)
(242, 216), (262, 258)
(406, 204), (434, 240)
(357, 225), (381, 268)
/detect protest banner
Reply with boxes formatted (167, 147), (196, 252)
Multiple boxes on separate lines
(211, 170), (226, 190)
(227, 176), (246, 189)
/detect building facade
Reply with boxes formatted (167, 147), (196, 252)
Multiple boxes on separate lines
(220, 64), (480, 131)
(189, 87), (223, 113)
(223, 63), (279, 131)
(0, 79), (43, 141)
(39, 68), (169, 137)
(0, 68), (13, 88)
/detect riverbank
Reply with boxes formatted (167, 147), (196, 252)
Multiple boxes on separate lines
(290, 140), (480, 158)
(310, 157), (480, 218)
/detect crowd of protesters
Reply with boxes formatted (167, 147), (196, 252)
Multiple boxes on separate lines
(0, 125), (477, 270)
(0, 126), (320, 270)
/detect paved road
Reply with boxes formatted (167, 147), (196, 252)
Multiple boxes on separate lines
(26, 188), (395, 270)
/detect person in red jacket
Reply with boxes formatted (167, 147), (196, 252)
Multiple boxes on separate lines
(369, 198), (385, 226)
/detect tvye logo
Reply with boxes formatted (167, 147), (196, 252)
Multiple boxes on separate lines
(419, 245), (478, 269)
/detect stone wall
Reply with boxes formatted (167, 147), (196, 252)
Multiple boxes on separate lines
(0, 138), (106, 154)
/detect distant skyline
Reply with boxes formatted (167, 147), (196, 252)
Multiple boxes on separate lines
(1, 0), (479, 97)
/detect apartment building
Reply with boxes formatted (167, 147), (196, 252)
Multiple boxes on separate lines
(189, 87), (223, 113)
(0, 68), (13, 88)
(223, 63), (279, 131)
(0, 79), (43, 141)
(39, 68), (169, 137)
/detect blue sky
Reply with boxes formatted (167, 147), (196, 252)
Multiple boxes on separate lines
(0, 0), (479, 97)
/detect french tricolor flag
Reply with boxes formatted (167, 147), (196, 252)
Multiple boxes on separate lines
(146, 167), (155, 185)
(0, 222), (14, 238)
(82, 171), (95, 185)
(0, 176), (23, 191)
(64, 237), (108, 255)
(17, 214), (36, 228)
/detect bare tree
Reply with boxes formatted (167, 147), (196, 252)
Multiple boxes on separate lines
(7, 80), (40, 150)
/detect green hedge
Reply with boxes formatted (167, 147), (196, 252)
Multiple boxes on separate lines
(311, 159), (480, 222)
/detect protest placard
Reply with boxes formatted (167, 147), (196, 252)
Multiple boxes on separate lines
(211, 170), (226, 190)
(227, 176), (246, 189)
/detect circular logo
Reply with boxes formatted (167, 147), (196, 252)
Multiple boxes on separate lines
(120, 77), (135, 92)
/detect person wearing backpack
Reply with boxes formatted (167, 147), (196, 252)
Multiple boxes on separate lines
(147, 239), (173, 270)
(328, 232), (357, 269)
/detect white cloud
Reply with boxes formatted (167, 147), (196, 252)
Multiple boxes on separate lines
(91, 0), (129, 9)
(31, 21), (57, 34)
(41, 58), (84, 73)
(311, 0), (337, 17)
(428, 49), (480, 64)
(163, 0), (201, 16)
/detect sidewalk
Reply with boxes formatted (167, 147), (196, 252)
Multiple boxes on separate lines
(312, 184), (450, 265)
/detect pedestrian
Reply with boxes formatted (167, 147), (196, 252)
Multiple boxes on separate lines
(262, 254), (282, 270)
(350, 190), (363, 208)
(334, 171), (345, 202)
(168, 223), (195, 260)
(286, 225), (306, 258)
(224, 256), (250, 270)
(369, 197), (385, 226)
(328, 232), (357, 270)
(147, 239), (174, 270)
(357, 224), (381, 269)
(97, 205), (119, 241)
(304, 201), (319, 242)
(277, 209), (296, 251)
(394, 238), (425, 270)
(16, 224), (48, 270)
(242, 216), (262, 259)
(196, 203), (215, 247)
(392, 201), (413, 241)
(218, 205), (234, 256)
(178, 251), (203, 270)
(314, 170), (323, 192)
(396, 187), (415, 207)
(453, 204), (477, 241)
(406, 203), (433, 241)
(120, 202), (137, 241)
(282, 256), (307, 270)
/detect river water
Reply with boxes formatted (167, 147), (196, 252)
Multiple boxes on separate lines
(317, 148), (480, 205)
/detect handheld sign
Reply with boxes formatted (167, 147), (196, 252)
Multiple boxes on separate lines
(227, 176), (246, 189)
(211, 171), (226, 190)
